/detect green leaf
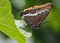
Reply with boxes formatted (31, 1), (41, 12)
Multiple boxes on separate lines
(0, 0), (26, 43)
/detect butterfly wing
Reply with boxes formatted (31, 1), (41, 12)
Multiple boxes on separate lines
(20, 3), (52, 28)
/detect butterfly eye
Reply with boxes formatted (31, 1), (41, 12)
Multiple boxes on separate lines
(35, 8), (41, 10)
(38, 8), (41, 10)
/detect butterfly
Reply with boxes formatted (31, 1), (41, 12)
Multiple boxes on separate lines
(20, 3), (52, 29)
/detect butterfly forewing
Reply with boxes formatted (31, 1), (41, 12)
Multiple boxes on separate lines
(20, 3), (52, 28)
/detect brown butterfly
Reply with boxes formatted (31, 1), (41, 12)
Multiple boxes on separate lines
(20, 3), (52, 29)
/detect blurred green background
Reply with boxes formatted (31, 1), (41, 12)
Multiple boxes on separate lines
(10, 0), (60, 43)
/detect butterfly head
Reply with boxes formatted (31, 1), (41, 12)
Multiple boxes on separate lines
(20, 3), (52, 29)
